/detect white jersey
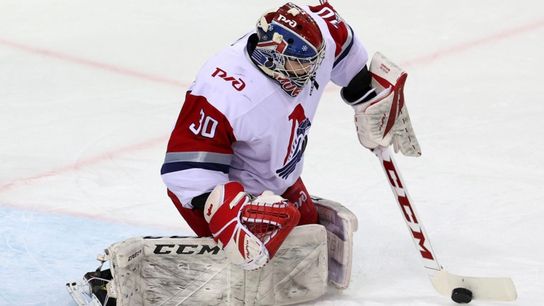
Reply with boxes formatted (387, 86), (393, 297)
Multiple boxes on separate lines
(162, 3), (368, 207)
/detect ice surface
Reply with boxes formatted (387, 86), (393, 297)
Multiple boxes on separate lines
(1, 0), (543, 305)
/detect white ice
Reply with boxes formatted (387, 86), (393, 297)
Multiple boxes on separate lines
(1, 0), (543, 305)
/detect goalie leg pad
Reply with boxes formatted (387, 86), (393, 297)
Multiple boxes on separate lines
(66, 197), (359, 305)
(86, 225), (327, 306)
(314, 196), (358, 289)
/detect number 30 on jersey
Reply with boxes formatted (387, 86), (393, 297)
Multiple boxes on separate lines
(189, 109), (218, 138)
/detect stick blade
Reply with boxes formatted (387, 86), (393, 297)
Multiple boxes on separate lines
(431, 269), (517, 301)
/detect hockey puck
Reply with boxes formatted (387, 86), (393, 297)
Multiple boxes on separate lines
(451, 287), (473, 304)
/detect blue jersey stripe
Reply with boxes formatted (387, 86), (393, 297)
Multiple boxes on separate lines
(333, 25), (355, 68)
(160, 161), (230, 175)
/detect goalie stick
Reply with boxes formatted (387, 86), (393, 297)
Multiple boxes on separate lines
(372, 146), (517, 303)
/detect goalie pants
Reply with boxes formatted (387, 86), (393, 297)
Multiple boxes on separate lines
(167, 177), (318, 237)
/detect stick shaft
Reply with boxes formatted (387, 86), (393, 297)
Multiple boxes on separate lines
(372, 147), (518, 301)
(373, 146), (442, 273)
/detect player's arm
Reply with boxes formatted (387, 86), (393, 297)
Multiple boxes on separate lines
(310, 2), (420, 156)
(309, 1), (369, 87)
(161, 91), (235, 209)
(308, 2), (379, 106)
(162, 92), (300, 270)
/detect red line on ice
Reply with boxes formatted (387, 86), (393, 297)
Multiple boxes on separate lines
(400, 18), (544, 68)
(0, 136), (168, 193)
(324, 17), (544, 92)
(0, 200), (183, 231)
(0, 37), (187, 88)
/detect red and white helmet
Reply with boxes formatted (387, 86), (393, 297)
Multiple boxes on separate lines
(250, 2), (326, 97)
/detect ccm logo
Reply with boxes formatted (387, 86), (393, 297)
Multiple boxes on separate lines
(383, 159), (435, 260)
(153, 244), (221, 255)
(212, 67), (246, 91)
(127, 250), (142, 262)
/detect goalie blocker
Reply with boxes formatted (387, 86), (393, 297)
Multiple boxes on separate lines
(343, 52), (422, 157)
(67, 197), (358, 306)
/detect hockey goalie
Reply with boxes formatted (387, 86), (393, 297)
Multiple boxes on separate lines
(68, 1), (421, 305)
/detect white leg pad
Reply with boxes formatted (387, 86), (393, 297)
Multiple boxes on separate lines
(313, 196), (359, 289)
(103, 224), (327, 305)
(68, 197), (358, 305)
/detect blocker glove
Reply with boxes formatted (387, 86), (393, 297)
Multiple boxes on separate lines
(344, 52), (421, 157)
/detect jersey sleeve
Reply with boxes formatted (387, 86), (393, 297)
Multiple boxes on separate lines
(309, 1), (369, 87)
(161, 91), (237, 208)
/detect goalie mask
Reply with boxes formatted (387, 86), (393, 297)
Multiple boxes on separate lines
(251, 2), (325, 97)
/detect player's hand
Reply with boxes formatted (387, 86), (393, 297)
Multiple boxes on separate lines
(353, 86), (395, 150)
(204, 182), (300, 270)
(352, 53), (421, 157)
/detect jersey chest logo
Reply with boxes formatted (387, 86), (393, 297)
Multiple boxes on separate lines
(211, 67), (246, 91)
(276, 104), (311, 179)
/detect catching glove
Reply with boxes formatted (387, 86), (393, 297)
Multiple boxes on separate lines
(204, 182), (300, 270)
